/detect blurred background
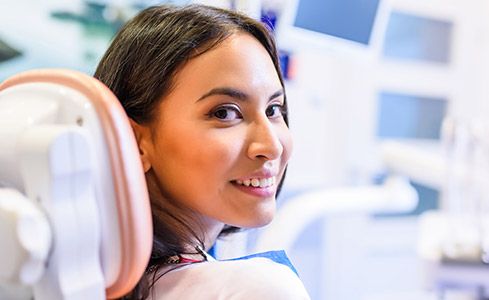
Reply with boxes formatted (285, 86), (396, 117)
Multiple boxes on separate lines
(2, 0), (489, 299)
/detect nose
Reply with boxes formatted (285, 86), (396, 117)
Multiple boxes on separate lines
(247, 118), (284, 161)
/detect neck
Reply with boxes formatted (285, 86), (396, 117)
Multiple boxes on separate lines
(181, 214), (225, 253)
(201, 218), (225, 251)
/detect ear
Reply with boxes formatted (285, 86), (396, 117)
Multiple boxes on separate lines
(130, 119), (153, 173)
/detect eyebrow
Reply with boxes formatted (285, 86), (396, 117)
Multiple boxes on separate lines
(196, 87), (284, 103)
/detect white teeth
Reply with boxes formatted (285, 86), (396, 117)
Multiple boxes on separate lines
(235, 177), (276, 188)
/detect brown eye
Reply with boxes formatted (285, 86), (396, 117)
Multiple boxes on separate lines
(211, 105), (242, 121)
(266, 104), (284, 118)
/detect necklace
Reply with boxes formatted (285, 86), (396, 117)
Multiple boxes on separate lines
(165, 245), (208, 265)
(147, 245), (209, 274)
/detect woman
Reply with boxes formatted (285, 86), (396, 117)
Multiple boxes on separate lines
(95, 4), (309, 299)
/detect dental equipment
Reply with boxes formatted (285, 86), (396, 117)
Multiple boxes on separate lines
(381, 118), (489, 299)
(254, 174), (418, 252)
(0, 69), (153, 300)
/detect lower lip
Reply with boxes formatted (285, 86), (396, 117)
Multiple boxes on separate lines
(231, 182), (276, 197)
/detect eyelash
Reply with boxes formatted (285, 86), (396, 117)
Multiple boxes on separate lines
(208, 104), (242, 121)
(266, 104), (286, 118)
(207, 103), (286, 122)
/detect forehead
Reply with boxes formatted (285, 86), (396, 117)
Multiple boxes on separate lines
(170, 32), (281, 96)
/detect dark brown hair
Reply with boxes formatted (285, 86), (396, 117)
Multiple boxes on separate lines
(94, 4), (287, 299)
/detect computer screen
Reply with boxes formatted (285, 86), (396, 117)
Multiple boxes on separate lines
(276, 0), (384, 53)
(293, 0), (380, 45)
(377, 91), (447, 139)
(382, 11), (453, 63)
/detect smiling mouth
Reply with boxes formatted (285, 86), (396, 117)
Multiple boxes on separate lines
(232, 177), (276, 188)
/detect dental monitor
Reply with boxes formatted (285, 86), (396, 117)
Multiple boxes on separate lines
(275, 0), (385, 55)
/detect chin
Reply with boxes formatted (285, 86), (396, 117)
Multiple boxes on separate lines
(253, 215), (274, 227)
(239, 209), (275, 229)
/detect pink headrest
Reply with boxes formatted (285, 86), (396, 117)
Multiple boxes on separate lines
(0, 69), (153, 299)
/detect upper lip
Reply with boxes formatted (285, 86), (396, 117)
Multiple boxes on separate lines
(233, 169), (278, 181)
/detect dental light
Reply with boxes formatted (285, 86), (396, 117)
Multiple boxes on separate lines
(0, 69), (152, 299)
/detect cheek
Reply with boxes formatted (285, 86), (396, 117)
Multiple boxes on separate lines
(155, 126), (243, 189)
(186, 130), (243, 170)
(161, 131), (243, 213)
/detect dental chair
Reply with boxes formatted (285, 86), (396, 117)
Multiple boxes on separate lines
(0, 69), (153, 300)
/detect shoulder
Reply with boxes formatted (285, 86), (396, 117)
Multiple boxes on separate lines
(220, 257), (310, 299)
(150, 258), (310, 300)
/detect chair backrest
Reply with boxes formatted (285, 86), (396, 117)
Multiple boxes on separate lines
(0, 69), (153, 299)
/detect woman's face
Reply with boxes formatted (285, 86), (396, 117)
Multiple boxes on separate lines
(140, 32), (292, 230)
